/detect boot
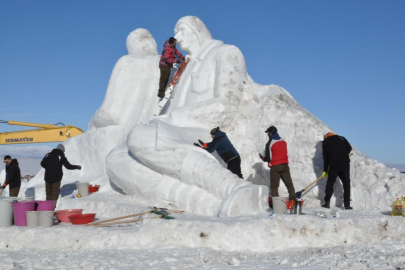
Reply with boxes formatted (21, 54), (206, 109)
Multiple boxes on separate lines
(344, 205), (353, 210)
(321, 201), (330, 209)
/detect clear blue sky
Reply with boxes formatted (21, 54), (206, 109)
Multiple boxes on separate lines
(0, 0), (404, 164)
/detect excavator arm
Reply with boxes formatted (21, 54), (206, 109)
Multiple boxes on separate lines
(0, 120), (84, 145)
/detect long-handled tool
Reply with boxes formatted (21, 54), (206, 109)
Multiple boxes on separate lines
(296, 153), (353, 198)
(86, 208), (183, 227)
(295, 176), (324, 199)
(93, 211), (176, 227)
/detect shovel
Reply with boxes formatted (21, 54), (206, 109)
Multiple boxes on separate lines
(295, 176), (324, 199)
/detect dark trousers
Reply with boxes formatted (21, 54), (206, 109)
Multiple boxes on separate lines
(9, 186), (20, 197)
(158, 65), (171, 96)
(324, 162), (351, 206)
(270, 164), (296, 199)
(227, 156), (243, 179)
(46, 181), (61, 203)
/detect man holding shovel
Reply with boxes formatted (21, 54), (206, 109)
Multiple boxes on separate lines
(259, 126), (296, 201)
(321, 131), (353, 210)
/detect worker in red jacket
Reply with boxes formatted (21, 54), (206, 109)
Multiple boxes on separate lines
(158, 37), (185, 98)
(260, 126), (296, 200)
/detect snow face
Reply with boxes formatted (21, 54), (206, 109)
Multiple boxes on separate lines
(26, 16), (405, 216)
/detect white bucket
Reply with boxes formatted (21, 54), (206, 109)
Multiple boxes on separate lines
(272, 197), (288, 214)
(0, 200), (14, 226)
(26, 211), (39, 227)
(38, 211), (55, 227)
(76, 183), (89, 197)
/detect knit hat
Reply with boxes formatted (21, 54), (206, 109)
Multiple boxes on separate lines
(265, 126), (277, 134)
(56, 143), (65, 152)
(210, 127), (220, 135)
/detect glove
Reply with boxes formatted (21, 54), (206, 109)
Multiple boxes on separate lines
(259, 154), (264, 160)
(322, 172), (327, 178)
(77, 165), (82, 170)
(0, 185), (6, 190)
(193, 143), (201, 147)
(185, 55), (190, 62)
(176, 59), (182, 64)
(198, 140), (204, 145)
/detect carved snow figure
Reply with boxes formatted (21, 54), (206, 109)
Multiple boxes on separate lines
(26, 29), (161, 197)
(107, 16), (269, 216)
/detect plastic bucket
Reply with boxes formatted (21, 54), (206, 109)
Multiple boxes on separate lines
(0, 200), (14, 226)
(37, 200), (55, 211)
(294, 199), (305, 215)
(76, 183), (89, 197)
(26, 211), (39, 227)
(56, 209), (84, 223)
(272, 197), (288, 214)
(38, 211), (55, 227)
(13, 201), (36, 226)
(89, 185), (100, 194)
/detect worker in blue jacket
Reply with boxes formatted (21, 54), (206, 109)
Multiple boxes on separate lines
(194, 127), (243, 178)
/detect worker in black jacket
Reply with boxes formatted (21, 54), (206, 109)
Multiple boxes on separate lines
(40, 144), (81, 203)
(322, 131), (353, 210)
(1, 155), (21, 197)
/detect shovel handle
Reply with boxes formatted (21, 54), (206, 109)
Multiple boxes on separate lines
(303, 176), (324, 192)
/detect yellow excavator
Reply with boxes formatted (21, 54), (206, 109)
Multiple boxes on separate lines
(0, 120), (84, 145)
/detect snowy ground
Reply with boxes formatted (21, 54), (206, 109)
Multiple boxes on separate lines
(1, 192), (405, 270)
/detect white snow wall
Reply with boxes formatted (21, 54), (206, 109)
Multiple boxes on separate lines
(26, 18), (404, 214)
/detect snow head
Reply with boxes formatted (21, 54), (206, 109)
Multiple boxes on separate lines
(126, 28), (157, 56)
(174, 16), (212, 54)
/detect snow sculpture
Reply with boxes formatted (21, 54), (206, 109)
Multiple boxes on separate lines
(107, 16), (269, 216)
(27, 17), (405, 214)
(108, 16), (405, 213)
(26, 29), (161, 196)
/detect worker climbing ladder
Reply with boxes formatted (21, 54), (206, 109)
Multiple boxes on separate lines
(154, 59), (189, 116)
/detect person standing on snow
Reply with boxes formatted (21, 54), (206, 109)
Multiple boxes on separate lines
(158, 37), (185, 98)
(260, 126), (296, 200)
(40, 144), (81, 203)
(321, 131), (353, 210)
(195, 127), (244, 178)
(1, 155), (21, 197)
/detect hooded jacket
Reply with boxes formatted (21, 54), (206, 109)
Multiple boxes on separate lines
(262, 133), (289, 167)
(5, 159), (21, 189)
(202, 130), (239, 163)
(159, 40), (184, 67)
(40, 149), (78, 183)
(322, 134), (352, 171)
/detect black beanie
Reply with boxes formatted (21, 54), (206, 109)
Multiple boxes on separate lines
(210, 127), (220, 135)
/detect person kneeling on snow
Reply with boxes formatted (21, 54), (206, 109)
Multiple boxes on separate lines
(194, 127), (244, 179)
(40, 144), (81, 204)
(321, 131), (353, 210)
(260, 126), (296, 200)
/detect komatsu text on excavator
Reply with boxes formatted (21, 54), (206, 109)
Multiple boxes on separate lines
(0, 120), (84, 145)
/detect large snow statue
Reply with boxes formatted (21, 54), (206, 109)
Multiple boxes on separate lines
(26, 29), (160, 197)
(108, 16), (405, 213)
(107, 16), (269, 216)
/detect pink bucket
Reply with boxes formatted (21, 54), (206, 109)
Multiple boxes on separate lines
(36, 200), (55, 211)
(13, 201), (36, 226)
